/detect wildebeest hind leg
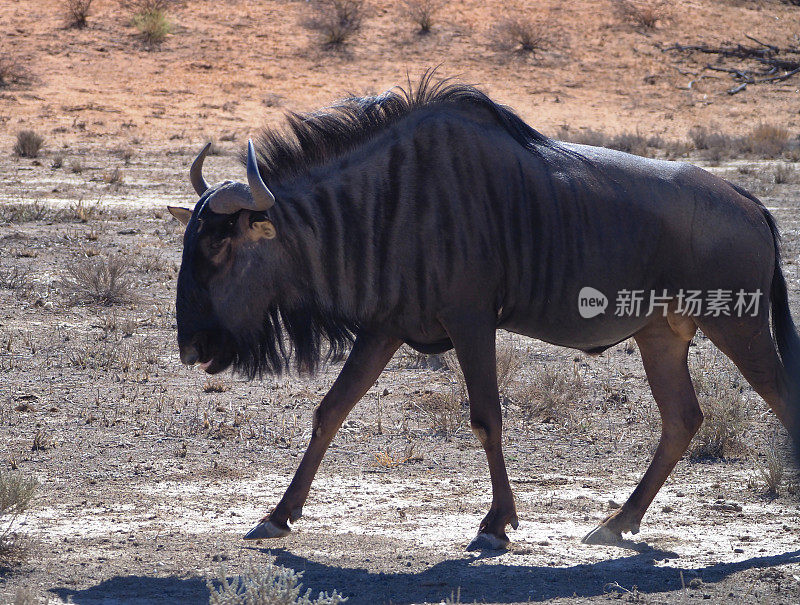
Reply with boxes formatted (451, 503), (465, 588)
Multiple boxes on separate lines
(696, 316), (796, 439)
(584, 314), (701, 545)
(244, 331), (401, 540)
(440, 308), (518, 551)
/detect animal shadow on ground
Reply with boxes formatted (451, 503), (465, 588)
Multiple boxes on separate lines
(50, 548), (800, 604)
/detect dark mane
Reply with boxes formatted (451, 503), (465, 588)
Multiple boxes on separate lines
(248, 70), (553, 186)
(231, 299), (357, 380)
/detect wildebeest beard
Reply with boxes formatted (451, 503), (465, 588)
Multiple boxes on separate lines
(230, 299), (358, 380)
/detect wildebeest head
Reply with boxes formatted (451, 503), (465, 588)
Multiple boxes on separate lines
(168, 141), (288, 377)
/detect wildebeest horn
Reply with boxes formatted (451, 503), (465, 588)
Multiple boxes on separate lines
(246, 140), (275, 211)
(190, 143), (211, 195)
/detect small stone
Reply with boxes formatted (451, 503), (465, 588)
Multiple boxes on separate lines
(734, 548), (744, 554)
(608, 499), (621, 510)
(662, 505), (673, 513)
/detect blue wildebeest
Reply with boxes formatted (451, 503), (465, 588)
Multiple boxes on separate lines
(168, 74), (800, 551)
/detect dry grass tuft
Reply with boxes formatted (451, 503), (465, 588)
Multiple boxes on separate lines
(305, 0), (365, 47)
(612, 0), (670, 30)
(60, 254), (137, 306)
(64, 0), (93, 28)
(745, 123), (791, 158)
(203, 379), (229, 394)
(513, 360), (587, 422)
(402, 0), (442, 34)
(416, 385), (466, 438)
(13, 130), (45, 158)
(0, 202), (51, 224)
(0, 471), (37, 566)
(125, 0), (175, 44)
(689, 378), (749, 461)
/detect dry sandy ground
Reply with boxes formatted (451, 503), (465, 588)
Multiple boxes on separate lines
(3, 0), (800, 154)
(2, 1), (800, 604)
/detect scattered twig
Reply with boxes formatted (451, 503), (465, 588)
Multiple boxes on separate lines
(666, 37), (800, 93)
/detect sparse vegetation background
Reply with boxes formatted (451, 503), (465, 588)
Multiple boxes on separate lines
(2, 0), (800, 603)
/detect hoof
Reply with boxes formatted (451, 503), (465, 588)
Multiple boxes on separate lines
(466, 532), (510, 552)
(582, 524), (622, 545)
(243, 520), (290, 540)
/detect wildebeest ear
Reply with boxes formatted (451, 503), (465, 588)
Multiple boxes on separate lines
(250, 219), (276, 240)
(167, 206), (192, 227)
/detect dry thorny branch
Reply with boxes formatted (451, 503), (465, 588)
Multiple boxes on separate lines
(666, 34), (800, 94)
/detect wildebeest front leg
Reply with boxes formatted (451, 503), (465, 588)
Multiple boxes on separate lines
(440, 309), (518, 551)
(244, 332), (401, 540)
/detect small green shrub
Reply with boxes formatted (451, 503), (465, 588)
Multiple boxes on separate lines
(127, 0), (174, 44)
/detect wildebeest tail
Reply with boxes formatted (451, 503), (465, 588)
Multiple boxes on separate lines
(730, 181), (800, 451)
(764, 209), (800, 387)
(761, 201), (800, 453)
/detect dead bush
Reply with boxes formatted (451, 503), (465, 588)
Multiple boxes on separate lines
(745, 123), (791, 158)
(491, 14), (555, 56)
(305, 0), (365, 46)
(514, 360), (587, 422)
(772, 162), (796, 184)
(64, 0), (93, 28)
(0, 267), (31, 291)
(60, 255), (137, 306)
(416, 385), (466, 438)
(612, 0), (670, 30)
(0, 53), (30, 89)
(402, 0), (442, 34)
(13, 130), (44, 158)
(0, 471), (37, 565)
